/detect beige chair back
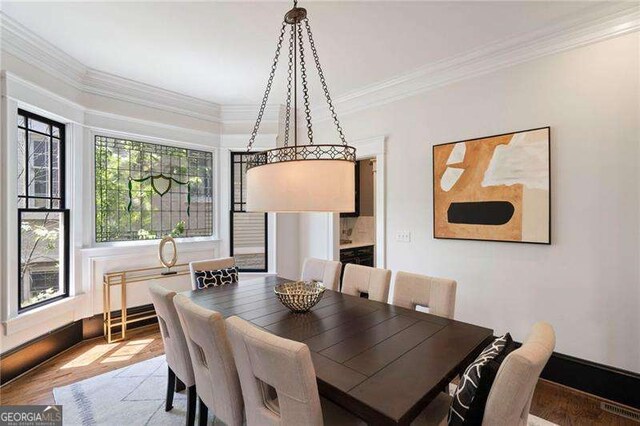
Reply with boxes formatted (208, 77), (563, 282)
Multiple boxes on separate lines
(173, 295), (244, 426)
(148, 283), (195, 386)
(482, 322), (556, 426)
(341, 263), (392, 303)
(392, 271), (457, 318)
(226, 316), (323, 426)
(189, 257), (235, 290)
(301, 257), (342, 291)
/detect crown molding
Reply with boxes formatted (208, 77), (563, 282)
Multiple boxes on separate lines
(82, 70), (221, 123)
(2, 3), (638, 126)
(314, 2), (640, 121)
(0, 12), (85, 90)
(0, 11), (222, 123)
(2, 72), (218, 146)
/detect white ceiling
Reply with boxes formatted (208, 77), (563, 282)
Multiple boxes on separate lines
(2, 1), (598, 105)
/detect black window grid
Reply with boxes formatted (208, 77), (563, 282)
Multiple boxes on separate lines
(230, 152), (268, 272)
(17, 109), (65, 208)
(94, 136), (214, 242)
(17, 109), (69, 312)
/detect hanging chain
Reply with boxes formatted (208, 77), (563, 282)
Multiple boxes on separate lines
(297, 22), (314, 144)
(248, 6), (349, 150)
(247, 22), (287, 152)
(304, 19), (347, 145)
(283, 25), (295, 147)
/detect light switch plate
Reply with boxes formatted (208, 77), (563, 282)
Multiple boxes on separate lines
(396, 231), (411, 242)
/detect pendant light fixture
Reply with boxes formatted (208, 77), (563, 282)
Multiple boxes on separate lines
(245, 0), (356, 213)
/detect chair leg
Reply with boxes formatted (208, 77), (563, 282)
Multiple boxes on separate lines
(166, 367), (176, 411)
(176, 376), (186, 392)
(198, 397), (208, 426)
(186, 386), (197, 426)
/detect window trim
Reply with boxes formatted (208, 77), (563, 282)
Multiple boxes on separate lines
(229, 151), (268, 273)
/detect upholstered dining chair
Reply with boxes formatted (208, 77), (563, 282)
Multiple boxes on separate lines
(301, 257), (342, 291)
(148, 283), (197, 425)
(189, 257), (236, 290)
(225, 316), (365, 426)
(413, 322), (556, 426)
(341, 263), (392, 303)
(392, 271), (457, 319)
(173, 295), (244, 426)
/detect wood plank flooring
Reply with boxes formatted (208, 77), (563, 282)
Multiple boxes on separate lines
(0, 325), (164, 406)
(0, 324), (637, 425)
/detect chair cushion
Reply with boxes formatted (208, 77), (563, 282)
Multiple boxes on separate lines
(194, 266), (239, 289)
(448, 333), (515, 425)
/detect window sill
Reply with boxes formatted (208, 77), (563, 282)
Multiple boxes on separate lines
(17, 294), (68, 315)
(81, 236), (221, 256)
(3, 295), (81, 336)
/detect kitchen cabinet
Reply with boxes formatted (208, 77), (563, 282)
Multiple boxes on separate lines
(358, 159), (375, 216)
(340, 161), (360, 218)
(339, 244), (374, 283)
(340, 159), (375, 218)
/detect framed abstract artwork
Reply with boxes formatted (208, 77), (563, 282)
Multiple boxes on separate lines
(433, 127), (550, 244)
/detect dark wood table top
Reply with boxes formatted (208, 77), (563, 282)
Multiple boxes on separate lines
(183, 276), (493, 425)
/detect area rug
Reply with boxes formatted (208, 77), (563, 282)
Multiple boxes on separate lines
(54, 355), (557, 425)
(53, 355), (216, 426)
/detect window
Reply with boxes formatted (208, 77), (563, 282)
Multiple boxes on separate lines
(230, 152), (268, 272)
(94, 136), (213, 242)
(17, 109), (69, 311)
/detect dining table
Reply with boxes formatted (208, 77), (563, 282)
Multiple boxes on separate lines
(183, 276), (493, 425)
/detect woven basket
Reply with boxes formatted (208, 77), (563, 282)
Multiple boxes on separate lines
(274, 281), (326, 313)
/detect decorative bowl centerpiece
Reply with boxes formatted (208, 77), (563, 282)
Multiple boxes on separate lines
(274, 280), (326, 313)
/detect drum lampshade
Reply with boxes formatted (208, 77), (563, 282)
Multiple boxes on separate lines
(246, 159), (355, 212)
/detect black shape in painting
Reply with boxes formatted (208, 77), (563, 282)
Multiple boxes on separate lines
(447, 201), (515, 225)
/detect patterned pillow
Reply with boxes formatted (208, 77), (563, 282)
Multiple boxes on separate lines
(194, 266), (239, 289)
(448, 333), (515, 425)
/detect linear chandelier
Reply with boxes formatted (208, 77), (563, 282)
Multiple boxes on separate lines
(245, 0), (356, 213)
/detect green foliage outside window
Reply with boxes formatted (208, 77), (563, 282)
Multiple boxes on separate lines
(94, 136), (213, 242)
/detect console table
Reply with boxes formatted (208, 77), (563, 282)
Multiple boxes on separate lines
(103, 263), (190, 342)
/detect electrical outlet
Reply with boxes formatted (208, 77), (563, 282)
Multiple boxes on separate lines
(396, 231), (411, 242)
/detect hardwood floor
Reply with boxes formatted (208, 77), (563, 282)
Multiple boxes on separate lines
(531, 380), (638, 426)
(0, 324), (637, 425)
(0, 325), (164, 406)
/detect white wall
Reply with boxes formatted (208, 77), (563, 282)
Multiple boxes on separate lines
(312, 33), (640, 373)
(298, 213), (336, 268)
